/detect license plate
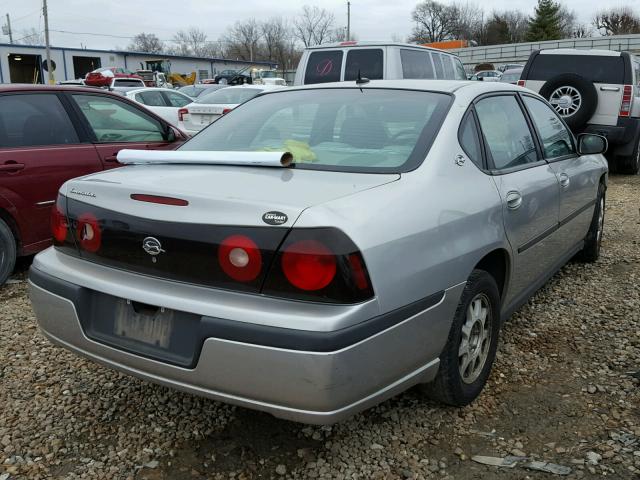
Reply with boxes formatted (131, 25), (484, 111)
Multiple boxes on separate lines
(198, 115), (213, 125)
(113, 299), (174, 348)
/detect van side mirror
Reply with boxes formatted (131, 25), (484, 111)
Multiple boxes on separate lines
(578, 134), (607, 155)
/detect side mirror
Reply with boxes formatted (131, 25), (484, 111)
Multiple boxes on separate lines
(578, 134), (607, 155)
(164, 126), (177, 142)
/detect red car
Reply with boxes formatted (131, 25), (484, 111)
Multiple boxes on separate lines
(85, 67), (143, 87)
(0, 84), (186, 285)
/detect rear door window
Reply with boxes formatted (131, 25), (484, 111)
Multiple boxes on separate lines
(528, 55), (625, 84)
(442, 55), (455, 79)
(0, 93), (79, 148)
(164, 91), (192, 107)
(137, 91), (167, 107)
(400, 49), (435, 79)
(304, 51), (343, 84)
(459, 112), (483, 168)
(344, 49), (384, 81)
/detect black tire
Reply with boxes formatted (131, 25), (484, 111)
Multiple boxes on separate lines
(0, 218), (16, 287)
(577, 182), (605, 263)
(539, 74), (598, 131)
(424, 270), (501, 406)
(615, 139), (640, 175)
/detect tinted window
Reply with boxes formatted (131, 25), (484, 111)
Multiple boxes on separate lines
(459, 112), (483, 168)
(528, 54), (625, 84)
(523, 96), (575, 158)
(305, 51), (343, 84)
(113, 79), (144, 87)
(475, 96), (538, 170)
(401, 49), (435, 79)
(72, 94), (164, 142)
(196, 88), (263, 105)
(182, 89), (451, 173)
(0, 94), (78, 148)
(164, 91), (192, 107)
(344, 49), (383, 81)
(137, 91), (167, 107)
(433, 53), (444, 79)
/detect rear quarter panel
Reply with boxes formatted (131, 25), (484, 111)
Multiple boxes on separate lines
(293, 104), (511, 314)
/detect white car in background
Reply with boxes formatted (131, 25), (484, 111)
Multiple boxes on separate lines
(178, 84), (285, 135)
(471, 70), (503, 82)
(125, 87), (193, 125)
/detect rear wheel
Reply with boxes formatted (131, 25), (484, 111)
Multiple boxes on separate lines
(578, 182), (605, 263)
(424, 270), (501, 406)
(615, 138), (640, 175)
(0, 218), (16, 287)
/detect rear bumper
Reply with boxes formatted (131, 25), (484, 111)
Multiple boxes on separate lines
(585, 117), (640, 146)
(28, 249), (464, 424)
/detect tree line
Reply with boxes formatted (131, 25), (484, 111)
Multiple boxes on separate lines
(410, 1), (640, 45)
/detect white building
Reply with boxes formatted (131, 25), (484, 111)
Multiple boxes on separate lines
(0, 43), (277, 84)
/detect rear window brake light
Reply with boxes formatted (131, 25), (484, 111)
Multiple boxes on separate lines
(130, 194), (189, 206)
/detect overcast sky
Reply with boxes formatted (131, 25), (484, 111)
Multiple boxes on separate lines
(0, 0), (632, 51)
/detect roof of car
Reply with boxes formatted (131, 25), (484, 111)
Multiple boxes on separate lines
(0, 84), (118, 94)
(268, 79), (521, 95)
(539, 48), (621, 57)
(305, 41), (452, 53)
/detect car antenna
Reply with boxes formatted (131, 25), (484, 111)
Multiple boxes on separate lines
(356, 69), (369, 92)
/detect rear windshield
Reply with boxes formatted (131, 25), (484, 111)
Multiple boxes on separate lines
(500, 71), (521, 82)
(528, 54), (625, 84)
(304, 51), (343, 84)
(180, 88), (451, 173)
(113, 79), (143, 87)
(196, 88), (263, 105)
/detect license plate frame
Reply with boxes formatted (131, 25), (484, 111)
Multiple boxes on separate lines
(113, 299), (174, 348)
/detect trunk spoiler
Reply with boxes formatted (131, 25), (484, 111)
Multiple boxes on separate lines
(117, 149), (294, 167)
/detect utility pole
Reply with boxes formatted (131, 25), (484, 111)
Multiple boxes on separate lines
(347, 2), (351, 41)
(3, 13), (12, 44)
(42, 0), (53, 84)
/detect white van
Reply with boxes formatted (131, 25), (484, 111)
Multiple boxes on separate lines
(294, 41), (467, 86)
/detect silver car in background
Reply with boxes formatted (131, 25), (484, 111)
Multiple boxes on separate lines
(29, 80), (608, 424)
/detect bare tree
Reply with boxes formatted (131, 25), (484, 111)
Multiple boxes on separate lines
(409, 0), (459, 43)
(223, 19), (262, 61)
(170, 28), (209, 57)
(261, 18), (287, 61)
(593, 7), (640, 35)
(452, 2), (485, 43)
(16, 27), (44, 46)
(571, 23), (594, 38)
(558, 5), (577, 38)
(293, 5), (335, 47)
(128, 33), (164, 53)
(502, 10), (528, 43)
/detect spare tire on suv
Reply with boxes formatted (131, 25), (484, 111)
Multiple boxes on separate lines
(539, 74), (598, 130)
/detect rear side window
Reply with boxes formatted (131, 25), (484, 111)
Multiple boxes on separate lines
(137, 91), (167, 107)
(0, 93), (79, 148)
(164, 91), (192, 107)
(345, 49), (384, 81)
(475, 96), (538, 170)
(401, 49), (435, 79)
(459, 112), (483, 168)
(304, 51), (343, 84)
(527, 55), (625, 84)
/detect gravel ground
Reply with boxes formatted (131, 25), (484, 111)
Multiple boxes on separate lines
(0, 174), (638, 480)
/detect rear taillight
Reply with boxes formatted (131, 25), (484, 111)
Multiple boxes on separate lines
(50, 196), (68, 245)
(178, 108), (189, 121)
(222, 108), (233, 115)
(131, 194), (189, 206)
(218, 235), (262, 282)
(263, 228), (374, 303)
(76, 213), (102, 252)
(281, 240), (337, 291)
(620, 85), (633, 117)
(517, 80), (526, 87)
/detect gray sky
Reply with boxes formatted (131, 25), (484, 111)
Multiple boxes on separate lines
(0, 0), (632, 51)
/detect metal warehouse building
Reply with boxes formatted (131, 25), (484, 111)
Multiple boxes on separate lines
(0, 43), (277, 84)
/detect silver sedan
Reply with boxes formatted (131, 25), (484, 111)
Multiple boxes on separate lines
(29, 80), (608, 424)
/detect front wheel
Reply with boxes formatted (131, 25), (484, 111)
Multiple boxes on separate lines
(0, 218), (16, 287)
(424, 269), (501, 406)
(577, 183), (605, 263)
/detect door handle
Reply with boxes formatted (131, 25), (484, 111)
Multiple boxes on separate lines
(0, 162), (25, 173)
(599, 86), (620, 92)
(506, 191), (523, 210)
(559, 173), (570, 188)
(104, 155), (119, 162)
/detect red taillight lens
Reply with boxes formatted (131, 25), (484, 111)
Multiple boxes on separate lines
(76, 213), (102, 252)
(281, 240), (337, 291)
(130, 194), (189, 206)
(218, 235), (262, 282)
(178, 108), (189, 121)
(50, 204), (68, 244)
(620, 85), (633, 117)
(222, 108), (233, 115)
(517, 80), (526, 87)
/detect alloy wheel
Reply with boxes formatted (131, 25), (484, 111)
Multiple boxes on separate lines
(549, 86), (582, 117)
(458, 293), (492, 384)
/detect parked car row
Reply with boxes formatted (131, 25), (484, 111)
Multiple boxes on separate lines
(0, 39), (633, 425)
